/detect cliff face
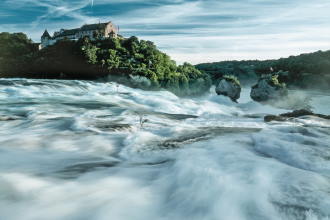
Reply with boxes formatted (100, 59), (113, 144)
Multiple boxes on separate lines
(0, 33), (211, 96)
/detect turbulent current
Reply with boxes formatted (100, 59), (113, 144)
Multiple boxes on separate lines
(0, 78), (330, 220)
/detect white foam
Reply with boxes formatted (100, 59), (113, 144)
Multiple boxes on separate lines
(0, 79), (329, 219)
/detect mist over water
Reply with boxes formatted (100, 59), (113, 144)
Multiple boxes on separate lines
(0, 78), (330, 220)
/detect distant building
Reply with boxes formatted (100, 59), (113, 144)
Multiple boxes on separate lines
(41, 21), (118, 49)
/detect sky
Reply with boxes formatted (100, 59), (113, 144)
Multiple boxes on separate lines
(1, 0), (330, 64)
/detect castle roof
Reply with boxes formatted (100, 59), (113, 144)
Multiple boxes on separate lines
(56, 28), (80, 37)
(41, 30), (51, 38)
(80, 22), (109, 31)
(54, 22), (112, 38)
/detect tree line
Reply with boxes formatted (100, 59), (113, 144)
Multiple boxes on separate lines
(196, 51), (330, 89)
(0, 32), (211, 96)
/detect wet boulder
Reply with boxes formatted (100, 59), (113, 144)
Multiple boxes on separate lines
(250, 74), (288, 102)
(215, 75), (241, 102)
(264, 109), (330, 122)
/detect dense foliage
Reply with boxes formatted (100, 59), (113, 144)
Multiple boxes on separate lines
(0, 33), (211, 96)
(196, 60), (258, 86)
(222, 75), (240, 86)
(0, 32), (38, 76)
(268, 74), (286, 88)
(196, 51), (330, 89)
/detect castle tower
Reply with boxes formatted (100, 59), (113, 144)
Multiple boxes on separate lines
(41, 30), (51, 49)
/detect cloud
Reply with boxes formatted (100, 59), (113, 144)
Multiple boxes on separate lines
(1, 0), (330, 63)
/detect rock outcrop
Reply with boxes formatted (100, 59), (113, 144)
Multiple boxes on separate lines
(250, 74), (288, 102)
(215, 75), (241, 102)
(264, 109), (330, 122)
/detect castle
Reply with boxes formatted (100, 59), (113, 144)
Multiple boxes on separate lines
(41, 21), (118, 49)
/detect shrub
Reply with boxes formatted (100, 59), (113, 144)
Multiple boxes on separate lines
(223, 75), (241, 86)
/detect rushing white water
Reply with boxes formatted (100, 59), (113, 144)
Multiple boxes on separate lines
(0, 78), (329, 220)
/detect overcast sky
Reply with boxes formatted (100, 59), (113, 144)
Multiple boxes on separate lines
(1, 0), (330, 64)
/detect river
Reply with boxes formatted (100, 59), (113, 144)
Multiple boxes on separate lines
(0, 78), (329, 220)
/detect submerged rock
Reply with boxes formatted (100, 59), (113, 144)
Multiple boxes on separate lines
(0, 116), (21, 121)
(158, 126), (261, 149)
(264, 109), (330, 122)
(215, 75), (241, 102)
(92, 121), (132, 131)
(251, 74), (288, 102)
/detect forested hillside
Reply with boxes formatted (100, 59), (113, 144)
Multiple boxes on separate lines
(0, 32), (211, 96)
(196, 50), (330, 89)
